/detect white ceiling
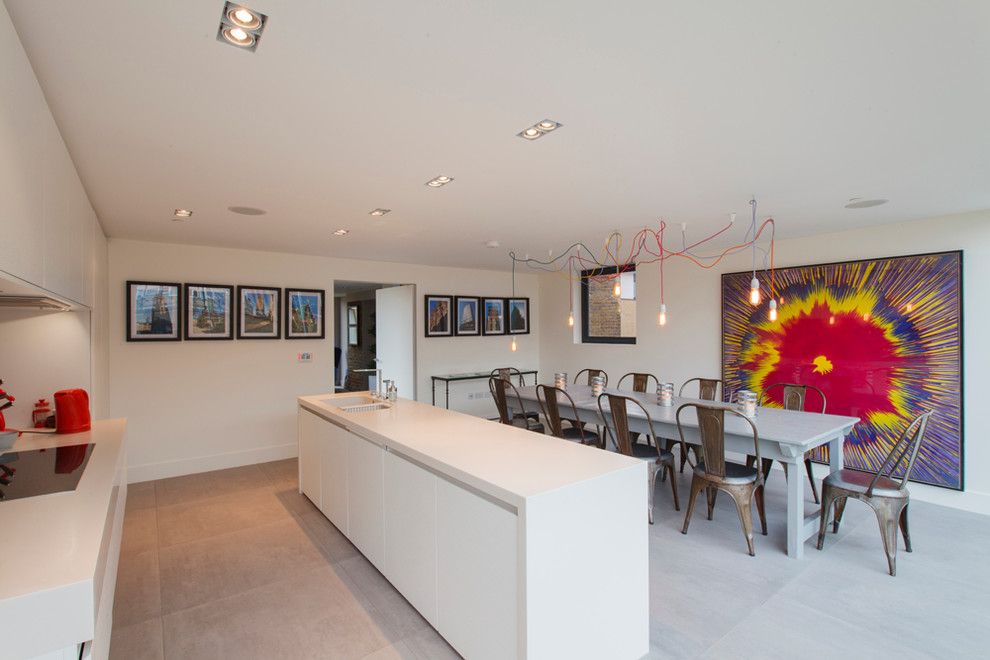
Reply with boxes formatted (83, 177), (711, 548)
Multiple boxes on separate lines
(6, 0), (990, 270)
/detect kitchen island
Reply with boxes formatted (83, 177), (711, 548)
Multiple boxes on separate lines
(0, 419), (127, 660)
(298, 392), (649, 660)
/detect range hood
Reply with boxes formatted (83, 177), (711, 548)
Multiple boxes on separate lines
(0, 295), (72, 311)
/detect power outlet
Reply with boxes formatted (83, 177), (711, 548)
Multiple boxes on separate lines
(297, 352), (313, 362)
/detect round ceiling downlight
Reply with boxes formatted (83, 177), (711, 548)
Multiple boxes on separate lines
(228, 7), (262, 29)
(537, 120), (557, 131)
(227, 206), (267, 216)
(222, 26), (255, 47)
(844, 198), (889, 209)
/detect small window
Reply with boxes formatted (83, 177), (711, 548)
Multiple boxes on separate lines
(347, 303), (360, 346)
(581, 265), (636, 344)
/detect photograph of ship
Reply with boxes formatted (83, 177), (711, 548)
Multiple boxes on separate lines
(185, 284), (233, 340)
(238, 286), (279, 338)
(286, 289), (325, 338)
(455, 296), (479, 335)
(127, 281), (180, 341)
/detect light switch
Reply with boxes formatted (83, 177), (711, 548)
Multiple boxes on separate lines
(297, 352), (313, 362)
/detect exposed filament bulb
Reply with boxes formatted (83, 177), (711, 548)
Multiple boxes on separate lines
(749, 277), (761, 306)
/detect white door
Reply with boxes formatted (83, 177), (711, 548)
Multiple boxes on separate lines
(375, 284), (416, 398)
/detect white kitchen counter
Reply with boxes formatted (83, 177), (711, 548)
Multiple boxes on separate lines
(0, 419), (127, 660)
(298, 393), (649, 660)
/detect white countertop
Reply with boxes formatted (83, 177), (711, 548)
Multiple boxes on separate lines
(0, 419), (127, 657)
(298, 393), (641, 509)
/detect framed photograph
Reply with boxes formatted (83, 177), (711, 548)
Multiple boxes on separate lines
(507, 297), (530, 334)
(454, 296), (480, 336)
(424, 295), (452, 337)
(184, 284), (234, 340)
(482, 297), (506, 335)
(237, 286), (280, 339)
(285, 288), (325, 339)
(347, 303), (360, 346)
(126, 281), (182, 341)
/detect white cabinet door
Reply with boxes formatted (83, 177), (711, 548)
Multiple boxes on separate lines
(437, 480), (518, 660)
(346, 434), (385, 569)
(297, 410), (321, 507)
(383, 451), (438, 625)
(320, 419), (349, 533)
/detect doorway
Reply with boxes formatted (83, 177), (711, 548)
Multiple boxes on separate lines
(332, 281), (416, 398)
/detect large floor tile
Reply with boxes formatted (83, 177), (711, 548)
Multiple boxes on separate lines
(156, 486), (293, 548)
(125, 481), (158, 513)
(113, 548), (161, 628)
(339, 555), (431, 643)
(110, 617), (164, 660)
(258, 457), (298, 487)
(295, 509), (360, 564)
(120, 506), (158, 556)
(159, 517), (330, 614)
(154, 464), (270, 507)
(162, 566), (392, 660)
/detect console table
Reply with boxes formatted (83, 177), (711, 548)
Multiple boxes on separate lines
(431, 370), (538, 408)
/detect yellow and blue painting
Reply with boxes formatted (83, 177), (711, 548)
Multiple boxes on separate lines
(721, 251), (963, 490)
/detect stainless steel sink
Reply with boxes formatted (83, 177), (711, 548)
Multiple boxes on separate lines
(340, 402), (391, 413)
(322, 395), (391, 413)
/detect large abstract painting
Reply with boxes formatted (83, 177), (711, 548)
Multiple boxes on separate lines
(721, 251), (963, 490)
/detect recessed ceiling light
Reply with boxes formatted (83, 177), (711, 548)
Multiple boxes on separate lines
(517, 119), (562, 140)
(369, 208), (391, 217)
(217, 2), (267, 52)
(173, 209), (193, 219)
(485, 240), (500, 248)
(844, 198), (889, 209)
(227, 206), (266, 215)
(332, 229), (350, 236)
(426, 175), (453, 187)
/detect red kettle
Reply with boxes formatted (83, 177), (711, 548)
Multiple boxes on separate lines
(54, 389), (91, 434)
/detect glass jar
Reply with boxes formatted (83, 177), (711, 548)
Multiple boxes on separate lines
(657, 382), (674, 407)
(737, 390), (758, 418)
(554, 372), (568, 390)
(591, 375), (605, 396)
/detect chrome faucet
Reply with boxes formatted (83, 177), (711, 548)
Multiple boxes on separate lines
(353, 365), (384, 400)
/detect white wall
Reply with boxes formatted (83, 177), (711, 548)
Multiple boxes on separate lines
(538, 211), (990, 513)
(108, 239), (539, 482)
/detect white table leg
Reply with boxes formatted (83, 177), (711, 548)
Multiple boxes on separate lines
(828, 435), (843, 473)
(786, 456), (805, 558)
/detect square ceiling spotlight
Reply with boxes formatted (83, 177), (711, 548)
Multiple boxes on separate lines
(425, 175), (453, 187)
(217, 3), (268, 52)
(517, 119), (562, 140)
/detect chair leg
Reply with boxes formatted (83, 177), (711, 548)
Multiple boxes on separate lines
(804, 457), (820, 504)
(899, 502), (912, 552)
(832, 496), (848, 533)
(761, 458), (774, 483)
(668, 462), (680, 511)
(817, 489), (836, 550)
(754, 484), (767, 535)
(681, 476), (705, 534)
(648, 464), (660, 525)
(729, 487), (756, 556)
(706, 486), (718, 520)
(874, 502), (903, 576)
(679, 445), (689, 473)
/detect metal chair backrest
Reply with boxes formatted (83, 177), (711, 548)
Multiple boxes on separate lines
(618, 372), (659, 393)
(678, 378), (723, 401)
(575, 368), (609, 387)
(490, 376), (529, 425)
(868, 410), (934, 496)
(597, 393), (664, 459)
(676, 402), (762, 483)
(536, 384), (588, 442)
(491, 367), (525, 387)
(760, 383), (826, 413)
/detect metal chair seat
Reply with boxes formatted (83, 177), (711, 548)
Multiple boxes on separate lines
(693, 461), (759, 486)
(823, 469), (906, 498)
(629, 442), (673, 462)
(561, 425), (599, 445)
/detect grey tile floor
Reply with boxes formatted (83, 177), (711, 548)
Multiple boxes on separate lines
(110, 458), (990, 659)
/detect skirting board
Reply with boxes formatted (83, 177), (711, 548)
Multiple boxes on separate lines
(127, 442), (297, 484)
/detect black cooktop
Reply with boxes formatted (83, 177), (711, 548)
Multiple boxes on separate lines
(0, 443), (95, 501)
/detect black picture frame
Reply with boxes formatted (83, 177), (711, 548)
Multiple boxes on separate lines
(482, 297), (506, 335)
(285, 288), (326, 339)
(507, 297), (530, 335)
(236, 285), (281, 339)
(453, 296), (481, 336)
(580, 265), (636, 344)
(347, 303), (361, 346)
(424, 295), (453, 337)
(184, 283), (234, 340)
(126, 280), (182, 342)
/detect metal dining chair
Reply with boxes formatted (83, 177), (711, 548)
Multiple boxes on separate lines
(489, 376), (545, 433)
(536, 384), (600, 447)
(746, 383), (826, 504)
(575, 368), (609, 387)
(618, 372), (660, 393)
(817, 410), (933, 576)
(491, 368), (541, 425)
(597, 392), (681, 523)
(678, 402), (768, 556)
(678, 378), (723, 401)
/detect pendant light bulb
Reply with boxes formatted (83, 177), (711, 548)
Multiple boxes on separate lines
(510, 337), (518, 352)
(658, 303), (667, 326)
(567, 311), (574, 327)
(749, 277), (761, 306)
(768, 299), (778, 322)
(613, 281), (622, 297)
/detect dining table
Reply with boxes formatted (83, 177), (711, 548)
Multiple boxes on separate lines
(507, 384), (860, 559)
